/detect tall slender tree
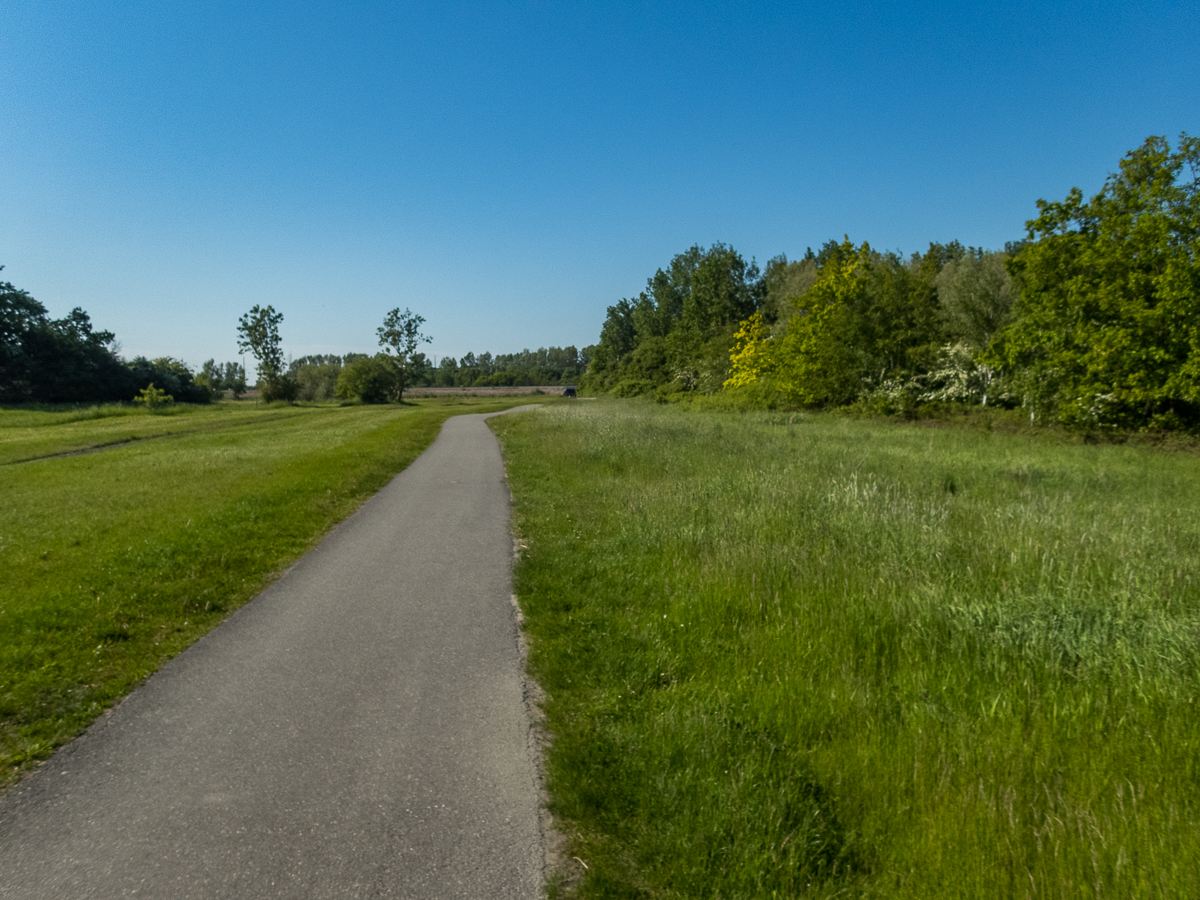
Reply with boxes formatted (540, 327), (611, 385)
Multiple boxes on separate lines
(377, 308), (431, 401)
(237, 305), (294, 401)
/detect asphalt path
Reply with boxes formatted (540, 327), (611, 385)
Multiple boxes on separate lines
(0, 407), (544, 899)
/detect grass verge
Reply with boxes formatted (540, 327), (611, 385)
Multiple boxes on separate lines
(0, 398), (539, 789)
(0, 400), (327, 465)
(492, 399), (1200, 898)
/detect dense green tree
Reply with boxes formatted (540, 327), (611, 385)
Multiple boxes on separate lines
(851, 243), (949, 383)
(987, 132), (1200, 428)
(1, 278), (47, 367)
(586, 246), (709, 391)
(1, 279), (49, 401)
(760, 255), (818, 324)
(589, 299), (638, 375)
(772, 241), (872, 405)
(25, 309), (131, 402)
(407, 352), (434, 387)
(575, 135), (1200, 430)
(1, 271), (221, 405)
(678, 244), (761, 340)
(935, 249), (1016, 349)
(585, 243), (765, 394)
(664, 245), (763, 391)
(636, 245), (705, 339)
(1, 275), (133, 403)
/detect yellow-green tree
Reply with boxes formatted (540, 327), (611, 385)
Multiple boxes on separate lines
(727, 239), (870, 405)
(724, 311), (775, 388)
(133, 383), (173, 409)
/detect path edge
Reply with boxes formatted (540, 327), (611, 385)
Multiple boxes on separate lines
(486, 407), (580, 897)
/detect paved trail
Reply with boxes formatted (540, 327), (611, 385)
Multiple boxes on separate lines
(0, 408), (543, 899)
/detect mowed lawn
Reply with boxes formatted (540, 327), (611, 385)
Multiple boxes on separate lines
(492, 401), (1200, 899)
(0, 398), (537, 788)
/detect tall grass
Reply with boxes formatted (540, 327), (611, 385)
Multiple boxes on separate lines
(492, 401), (1200, 898)
(0, 398), (537, 787)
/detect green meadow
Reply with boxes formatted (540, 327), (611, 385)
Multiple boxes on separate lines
(0, 398), (537, 788)
(492, 401), (1200, 898)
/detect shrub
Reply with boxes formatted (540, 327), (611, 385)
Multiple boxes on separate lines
(259, 377), (298, 403)
(133, 383), (173, 409)
(336, 355), (398, 403)
(611, 378), (656, 398)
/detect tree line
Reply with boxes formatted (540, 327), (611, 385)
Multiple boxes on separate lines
(432, 346), (589, 387)
(279, 346), (591, 401)
(585, 133), (1200, 431)
(272, 346), (589, 402)
(237, 304), (588, 403)
(0, 280), (584, 406)
(9, 132), (1191, 422)
(0, 273), (227, 405)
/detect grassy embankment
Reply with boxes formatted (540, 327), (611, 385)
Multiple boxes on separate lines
(0, 397), (539, 788)
(492, 401), (1200, 898)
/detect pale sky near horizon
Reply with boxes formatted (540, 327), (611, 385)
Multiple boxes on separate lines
(2, 1), (1197, 370)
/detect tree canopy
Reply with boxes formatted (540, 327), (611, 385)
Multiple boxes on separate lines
(986, 133), (1200, 429)
(1, 274), (206, 404)
(586, 243), (764, 396)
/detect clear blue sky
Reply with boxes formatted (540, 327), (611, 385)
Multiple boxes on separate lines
(2, 0), (1197, 369)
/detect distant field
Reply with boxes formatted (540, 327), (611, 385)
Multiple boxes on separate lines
(0, 398), (540, 788)
(493, 401), (1200, 898)
(404, 385), (572, 396)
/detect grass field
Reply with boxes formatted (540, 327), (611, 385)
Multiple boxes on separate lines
(0, 397), (539, 789)
(492, 401), (1200, 898)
